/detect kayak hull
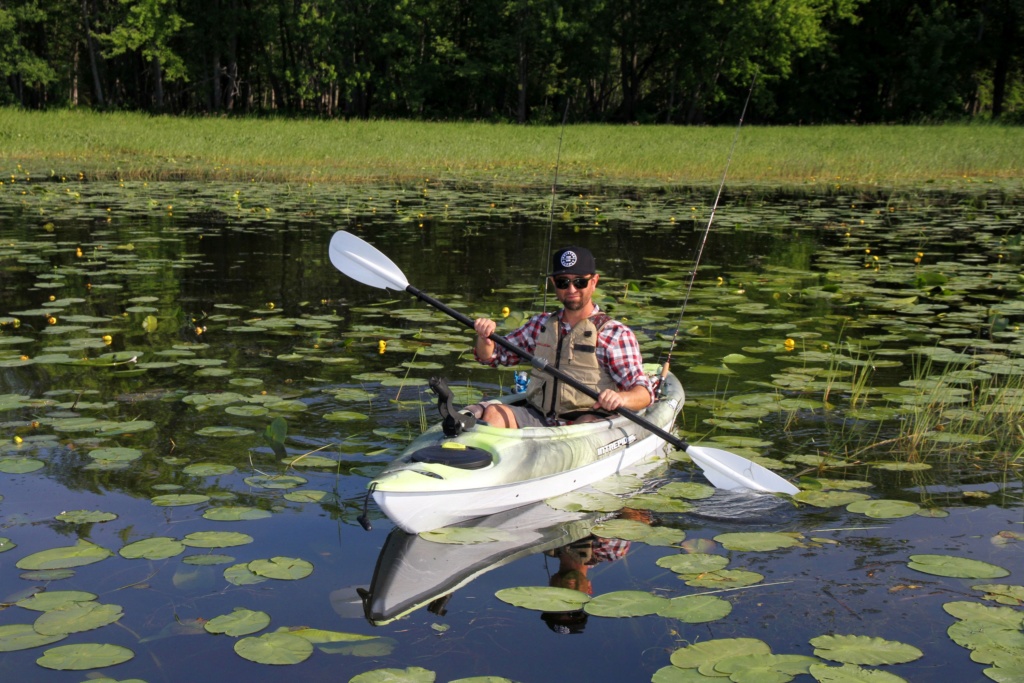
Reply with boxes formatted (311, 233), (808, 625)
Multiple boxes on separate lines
(370, 366), (684, 533)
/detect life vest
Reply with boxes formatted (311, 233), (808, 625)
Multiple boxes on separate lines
(526, 312), (617, 418)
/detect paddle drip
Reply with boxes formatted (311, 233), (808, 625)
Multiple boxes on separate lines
(657, 75), (757, 397)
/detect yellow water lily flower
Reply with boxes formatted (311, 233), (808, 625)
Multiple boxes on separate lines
(501, 306), (510, 318)
(378, 340), (387, 354)
(784, 338), (796, 351)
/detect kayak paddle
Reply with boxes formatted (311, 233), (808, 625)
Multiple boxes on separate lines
(328, 230), (798, 496)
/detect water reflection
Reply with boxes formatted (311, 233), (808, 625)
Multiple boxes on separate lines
(0, 182), (1021, 683)
(359, 502), (597, 626)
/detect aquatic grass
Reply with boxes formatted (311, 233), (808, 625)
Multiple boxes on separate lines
(2, 108), (1024, 188)
(828, 349), (1024, 476)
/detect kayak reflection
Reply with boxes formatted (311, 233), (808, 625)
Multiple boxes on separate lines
(359, 501), (601, 626)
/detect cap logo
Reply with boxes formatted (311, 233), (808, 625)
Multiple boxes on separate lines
(560, 251), (578, 268)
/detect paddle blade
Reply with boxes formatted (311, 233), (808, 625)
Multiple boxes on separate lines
(329, 231), (410, 291)
(686, 445), (799, 495)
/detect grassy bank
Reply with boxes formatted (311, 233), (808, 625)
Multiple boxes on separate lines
(2, 108), (1023, 189)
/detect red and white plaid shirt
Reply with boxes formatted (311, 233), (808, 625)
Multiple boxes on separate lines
(476, 306), (654, 400)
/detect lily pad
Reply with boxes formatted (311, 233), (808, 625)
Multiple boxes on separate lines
(908, 554), (1010, 579)
(846, 499), (921, 518)
(545, 491), (623, 513)
(715, 653), (819, 682)
(623, 493), (694, 513)
(33, 602), (124, 635)
(494, 586), (590, 612)
(119, 537), (186, 560)
(670, 637), (772, 671)
(794, 491), (872, 508)
(196, 426), (255, 438)
(714, 532), (804, 552)
(323, 411), (370, 421)
(942, 601), (1024, 628)
(224, 563), (268, 586)
(657, 553), (730, 575)
(809, 634), (923, 665)
(36, 642), (135, 670)
(972, 584), (1024, 606)
(151, 493), (210, 507)
(55, 510), (118, 524)
(244, 474), (307, 489)
(684, 568), (765, 588)
(205, 608), (271, 636)
(182, 462), (237, 476)
(183, 553), (235, 566)
(178, 531), (250, 550)
(657, 594), (733, 623)
(15, 590), (97, 612)
(203, 506), (273, 521)
(0, 457), (45, 473)
(17, 540), (112, 570)
(593, 519), (685, 546)
(0, 623), (67, 652)
(87, 447), (142, 462)
(583, 590), (669, 617)
(418, 527), (515, 544)
(283, 490), (339, 504)
(248, 557), (313, 580)
(349, 667), (437, 683)
(234, 632), (313, 665)
(808, 663), (909, 682)
(659, 481), (716, 500)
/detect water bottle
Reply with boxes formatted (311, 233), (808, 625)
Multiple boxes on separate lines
(513, 371), (529, 394)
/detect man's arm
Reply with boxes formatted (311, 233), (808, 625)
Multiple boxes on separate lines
(473, 313), (546, 367)
(597, 321), (654, 408)
(593, 384), (652, 413)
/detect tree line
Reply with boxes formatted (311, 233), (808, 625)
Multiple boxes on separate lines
(1, 0), (1021, 124)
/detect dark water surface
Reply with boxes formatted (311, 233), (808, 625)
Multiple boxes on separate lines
(0, 180), (1021, 682)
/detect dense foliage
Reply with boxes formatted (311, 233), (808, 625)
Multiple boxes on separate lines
(2, 0), (1021, 123)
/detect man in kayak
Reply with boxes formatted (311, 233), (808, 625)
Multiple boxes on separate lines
(472, 246), (653, 429)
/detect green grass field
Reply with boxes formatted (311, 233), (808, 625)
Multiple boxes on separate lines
(2, 108), (1023, 189)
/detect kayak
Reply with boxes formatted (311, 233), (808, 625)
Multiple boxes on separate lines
(366, 364), (685, 533)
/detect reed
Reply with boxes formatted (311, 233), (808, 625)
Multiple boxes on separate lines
(2, 108), (1023, 188)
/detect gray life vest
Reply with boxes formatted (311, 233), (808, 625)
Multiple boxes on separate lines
(526, 312), (617, 418)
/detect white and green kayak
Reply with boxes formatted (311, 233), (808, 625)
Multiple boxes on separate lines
(330, 229), (798, 534)
(367, 365), (684, 533)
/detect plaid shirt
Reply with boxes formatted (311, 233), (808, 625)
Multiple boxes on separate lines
(477, 306), (654, 400)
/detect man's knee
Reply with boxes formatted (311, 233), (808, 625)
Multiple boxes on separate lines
(482, 404), (517, 429)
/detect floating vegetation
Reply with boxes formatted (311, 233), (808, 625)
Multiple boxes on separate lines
(1, 182), (1022, 682)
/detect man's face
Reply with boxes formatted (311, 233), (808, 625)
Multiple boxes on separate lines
(552, 273), (598, 311)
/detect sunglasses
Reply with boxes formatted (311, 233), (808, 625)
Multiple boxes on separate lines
(553, 276), (592, 290)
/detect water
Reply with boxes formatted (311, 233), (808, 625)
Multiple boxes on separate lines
(0, 180), (1021, 682)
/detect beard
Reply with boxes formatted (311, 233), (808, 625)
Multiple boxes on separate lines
(561, 295), (588, 312)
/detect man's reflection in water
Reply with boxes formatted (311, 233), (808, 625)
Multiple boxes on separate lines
(541, 509), (652, 634)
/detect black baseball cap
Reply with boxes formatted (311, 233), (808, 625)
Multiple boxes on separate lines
(550, 246), (596, 276)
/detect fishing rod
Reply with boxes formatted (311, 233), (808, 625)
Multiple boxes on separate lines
(657, 75), (758, 396)
(541, 97), (572, 315)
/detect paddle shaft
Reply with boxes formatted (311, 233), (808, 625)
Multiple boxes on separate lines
(404, 284), (691, 451)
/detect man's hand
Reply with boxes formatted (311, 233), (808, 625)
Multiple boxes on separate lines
(593, 388), (624, 412)
(593, 385), (652, 412)
(473, 318), (497, 362)
(474, 318), (497, 339)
